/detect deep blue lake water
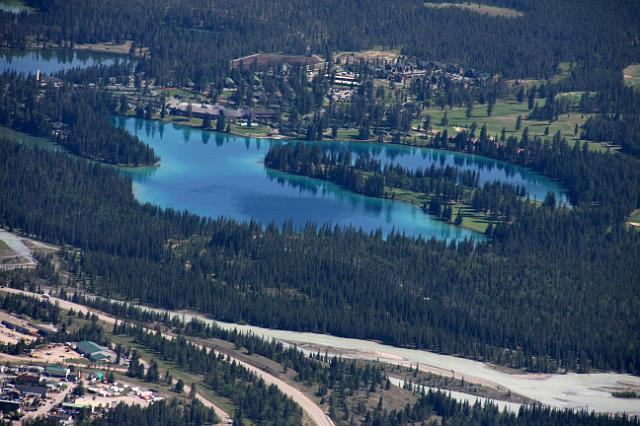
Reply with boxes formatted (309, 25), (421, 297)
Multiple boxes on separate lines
(115, 117), (567, 240)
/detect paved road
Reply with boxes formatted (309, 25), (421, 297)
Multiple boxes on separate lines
(0, 288), (333, 426)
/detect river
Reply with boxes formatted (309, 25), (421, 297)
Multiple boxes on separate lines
(87, 298), (640, 416)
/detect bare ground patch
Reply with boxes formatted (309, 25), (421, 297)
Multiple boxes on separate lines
(624, 64), (640, 89)
(424, 2), (523, 18)
(334, 49), (401, 65)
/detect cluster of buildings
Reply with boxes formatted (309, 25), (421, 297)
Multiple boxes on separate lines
(0, 339), (118, 421)
(0, 340), (141, 425)
(0, 364), (74, 419)
(166, 98), (278, 124)
(355, 59), (490, 86)
(0, 362), (156, 424)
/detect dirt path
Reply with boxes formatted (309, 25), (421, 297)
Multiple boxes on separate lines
(0, 288), (333, 426)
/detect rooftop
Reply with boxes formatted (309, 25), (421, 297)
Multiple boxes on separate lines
(76, 340), (104, 355)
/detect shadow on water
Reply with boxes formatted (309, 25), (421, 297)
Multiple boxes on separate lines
(109, 116), (569, 239)
(264, 168), (386, 215)
(0, 48), (121, 76)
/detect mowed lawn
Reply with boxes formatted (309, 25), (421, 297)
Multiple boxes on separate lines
(230, 124), (273, 137)
(419, 100), (608, 151)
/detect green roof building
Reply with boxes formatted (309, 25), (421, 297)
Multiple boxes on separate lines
(90, 352), (112, 362)
(76, 341), (104, 355)
(76, 341), (114, 363)
(45, 364), (69, 379)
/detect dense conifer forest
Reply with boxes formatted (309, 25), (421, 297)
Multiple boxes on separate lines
(25, 399), (216, 426)
(1, 133), (640, 374)
(24, 388), (640, 426)
(1, 0), (637, 83)
(0, 4), (640, 424)
(0, 75), (158, 165)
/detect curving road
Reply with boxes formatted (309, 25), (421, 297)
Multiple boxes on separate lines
(0, 288), (333, 426)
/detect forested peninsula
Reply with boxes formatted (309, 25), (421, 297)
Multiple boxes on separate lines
(0, 0), (639, 404)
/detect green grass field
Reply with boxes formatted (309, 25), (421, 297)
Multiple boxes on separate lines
(389, 187), (493, 233)
(160, 87), (209, 103)
(419, 100), (608, 151)
(108, 333), (237, 418)
(335, 128), (366, 140)
(230, 124), (273, 137)
(506, 61), (575, 90)
(0, 126), (59, 150)
(162, 115), (204, 127)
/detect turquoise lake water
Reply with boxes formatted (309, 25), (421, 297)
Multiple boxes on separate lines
(0, 1), (29, 13)
(0, 49), (119, 75)
(0, 48), (568, 240)
(115, 117), (567, 240)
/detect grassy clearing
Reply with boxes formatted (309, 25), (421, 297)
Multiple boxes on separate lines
(419, 100), (608, 151)
(162, 115), (204, 127)
(334, 48), (401, 64)
(160, 87), (209, 103)
(423, 2), (523, 18)
(623, 64), (640, 89)
(107, 333), (237, 417)
(73, 41), (133, 56)
(0, 126), (59, 150)
(550, 61), (576, 84)
(389, 187), (491, 233)
(335, 128), (366, 141)
(506, 61), (575, 89)
(230, 124), (274, 137)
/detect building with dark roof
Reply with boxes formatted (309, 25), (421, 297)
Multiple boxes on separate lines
(0, 399), (21, 414)
(14, 374), (41, 385)
(15, 384), (47, 398)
